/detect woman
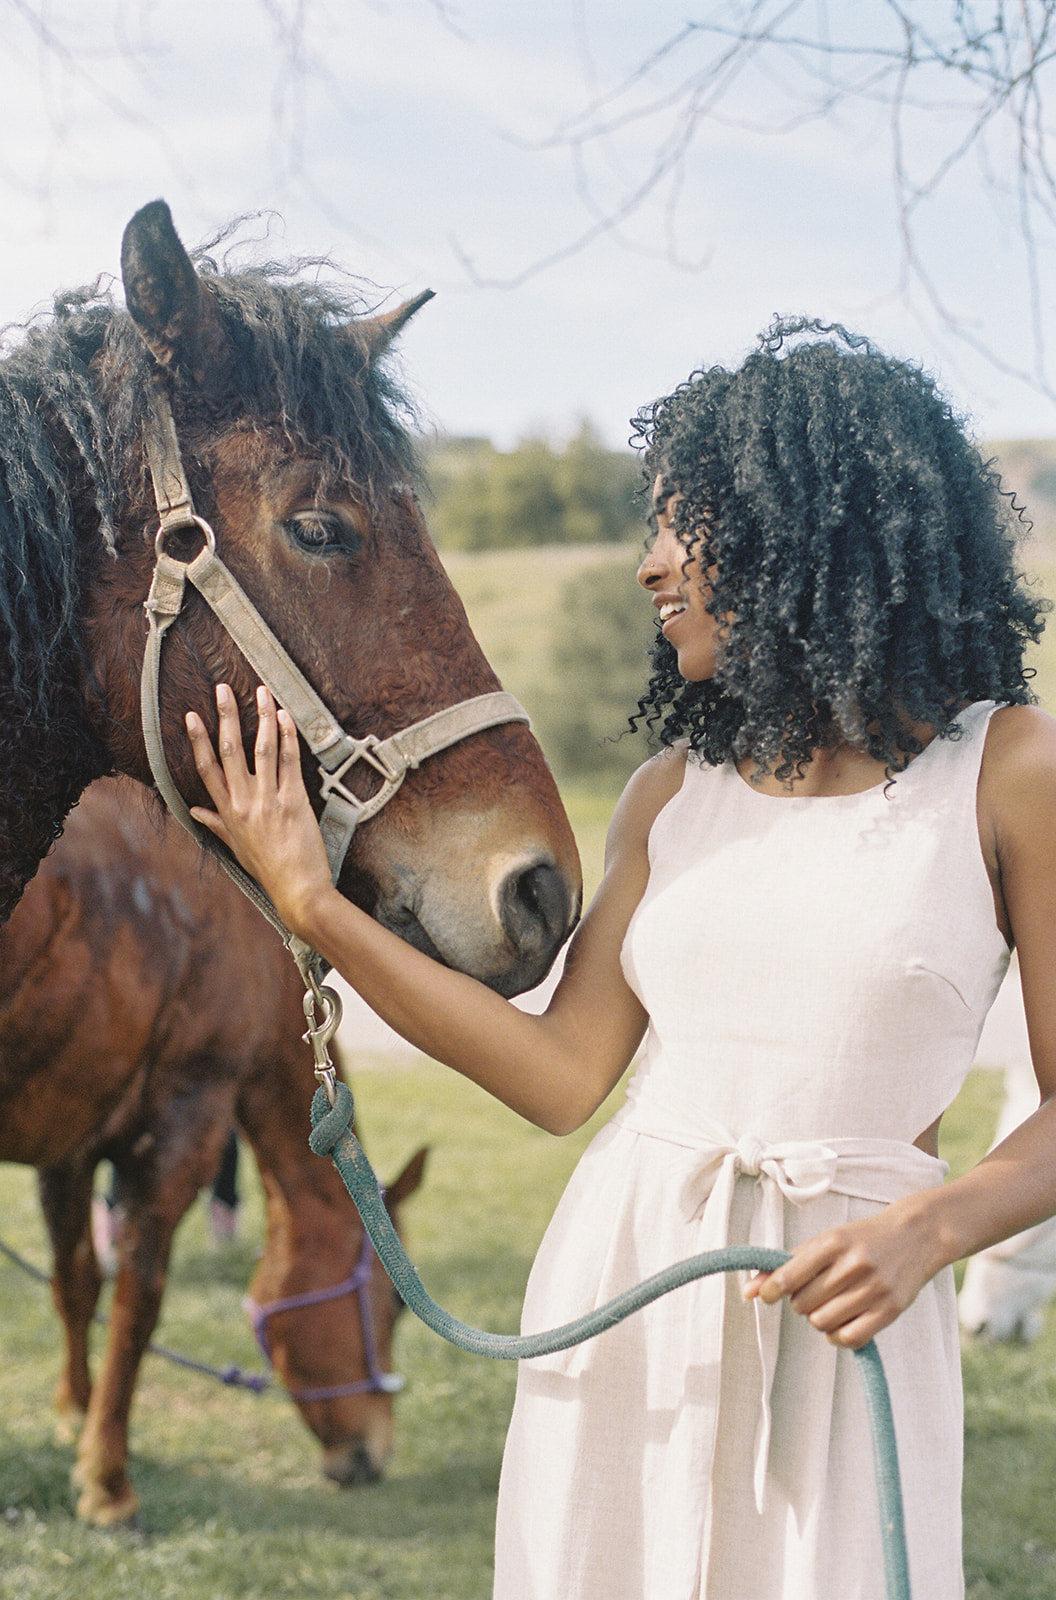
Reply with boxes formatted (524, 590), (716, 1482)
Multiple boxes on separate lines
(183, 318), (1056, 1599)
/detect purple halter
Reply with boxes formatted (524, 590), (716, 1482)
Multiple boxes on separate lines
(244, 1227), (404, 1402)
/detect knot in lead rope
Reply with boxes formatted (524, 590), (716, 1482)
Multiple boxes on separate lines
(308, 1080), (354, 1158)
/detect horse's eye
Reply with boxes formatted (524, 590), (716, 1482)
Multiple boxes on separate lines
(283, 511), (355, 554)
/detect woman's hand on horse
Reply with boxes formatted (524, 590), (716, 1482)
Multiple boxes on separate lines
(185, 684), (334, 935)
(742, 1196), (945, 1349)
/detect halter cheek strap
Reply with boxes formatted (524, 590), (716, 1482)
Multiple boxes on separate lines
(139, 379), (530, 983)
(244, 1227), (404, 1401)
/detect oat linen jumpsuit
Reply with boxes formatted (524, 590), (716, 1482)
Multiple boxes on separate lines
(492, 699), (1011, 1600)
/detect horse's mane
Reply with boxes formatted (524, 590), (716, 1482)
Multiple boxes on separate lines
(0, 242), (421, 720)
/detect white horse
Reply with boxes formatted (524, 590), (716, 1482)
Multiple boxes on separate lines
(958, 954), (1056, 1342)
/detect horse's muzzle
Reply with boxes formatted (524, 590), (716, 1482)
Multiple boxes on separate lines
(322, 1438), (384, 1487)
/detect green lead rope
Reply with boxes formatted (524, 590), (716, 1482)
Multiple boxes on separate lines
(310, 1084), (911, 1600)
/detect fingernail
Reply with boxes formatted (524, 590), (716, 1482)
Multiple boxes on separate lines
(185, 712), (197, 731)
(256, 685), (266, 709)
(217, 683), (231, 705)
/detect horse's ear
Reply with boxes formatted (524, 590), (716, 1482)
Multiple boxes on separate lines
(384, 1144), (429, 1208)
(121, 200), (228, 378)
(357, 289), (435, 361)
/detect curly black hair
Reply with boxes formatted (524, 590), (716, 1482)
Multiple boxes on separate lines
(629, 315), (1051, 785)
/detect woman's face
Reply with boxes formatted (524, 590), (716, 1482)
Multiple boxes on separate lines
(636, 479), (722, 682)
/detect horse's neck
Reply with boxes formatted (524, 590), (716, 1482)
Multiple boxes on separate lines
(0, 669), (108, 923)
(237, 1060), (364, 1298)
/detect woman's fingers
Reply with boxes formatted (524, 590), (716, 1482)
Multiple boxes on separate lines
(277, 707), (307, 798)
(189, 805), (235, 851)
(254, 685), (278, 781)
(750, 1232), (840, 1304)
(215, 683), (251, 797)
(803, 1281), (880, 1335)
(185, 711), (232, 812)
(788, 1257), (867, 1317)
(825, 1309), (886, 1350)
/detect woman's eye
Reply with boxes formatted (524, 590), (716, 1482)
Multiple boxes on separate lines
(283, 512), (355, 553)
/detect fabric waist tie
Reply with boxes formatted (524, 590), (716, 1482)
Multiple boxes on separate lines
(591, 1105), (949, 1514)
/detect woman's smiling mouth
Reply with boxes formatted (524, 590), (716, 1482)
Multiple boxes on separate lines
(658, 600), (688, 637)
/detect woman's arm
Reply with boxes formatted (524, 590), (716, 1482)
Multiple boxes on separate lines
(185, 684), (683, 1135)
(748, 704), (1056, 1347)
(910, 705), (1056, 1261)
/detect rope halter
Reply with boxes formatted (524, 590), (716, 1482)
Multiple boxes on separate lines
(244, 1224), (404, 1401)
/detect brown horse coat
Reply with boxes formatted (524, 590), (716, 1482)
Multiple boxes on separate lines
(0, 201), (580, 1003)
(1, 778), (424, 1526)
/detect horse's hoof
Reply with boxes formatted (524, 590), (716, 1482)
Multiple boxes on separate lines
(75, 1483), (141, 1529)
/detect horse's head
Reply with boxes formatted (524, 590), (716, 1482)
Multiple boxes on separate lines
(248, 1143), (428, 1484)
(78, 200), (580, 992)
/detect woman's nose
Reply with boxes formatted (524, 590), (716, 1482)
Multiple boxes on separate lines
(637, 526), (677, 590)
(637, 536), (671, 590)
(636, 548), (662, 590)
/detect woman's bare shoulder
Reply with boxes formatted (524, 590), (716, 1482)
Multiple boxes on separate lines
(983, 704), (1056, 792)
(980, 703), (1056, 852)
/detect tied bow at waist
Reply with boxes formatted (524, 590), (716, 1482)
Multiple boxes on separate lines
(565, 1106), (949, 1514)
(678, 1131), (843, 1210)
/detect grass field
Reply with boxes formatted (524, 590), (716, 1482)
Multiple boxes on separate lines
(2, 544), (1056, 1598)
(1, 1066), (1054, 1599)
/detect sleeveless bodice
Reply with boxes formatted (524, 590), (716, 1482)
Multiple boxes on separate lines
(619, 700), (1012, 1147)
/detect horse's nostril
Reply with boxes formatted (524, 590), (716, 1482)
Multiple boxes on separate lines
(499, 861), (571, 954)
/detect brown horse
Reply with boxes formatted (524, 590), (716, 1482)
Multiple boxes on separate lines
(0, 198), (580, 981)
(2, 778), (426, 1528)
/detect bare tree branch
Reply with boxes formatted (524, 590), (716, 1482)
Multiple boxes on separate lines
(455, 1), (1056, 400)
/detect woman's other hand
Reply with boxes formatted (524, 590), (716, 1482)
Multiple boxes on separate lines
(743, 1198), (945, 1349)
(185, 683), (334, 936)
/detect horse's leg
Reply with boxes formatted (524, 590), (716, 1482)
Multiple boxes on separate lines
(37, 1159), (101, 1445)
(74, 1077), (235, 1528)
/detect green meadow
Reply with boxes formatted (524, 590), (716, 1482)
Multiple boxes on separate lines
(2, 1068), (1054, 1599)
(1, 544), (1054, 1598)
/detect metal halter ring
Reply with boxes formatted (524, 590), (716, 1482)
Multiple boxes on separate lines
(154, 513), (217, 562)
(320, 735), (406, 815)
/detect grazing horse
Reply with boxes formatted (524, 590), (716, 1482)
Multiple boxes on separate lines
(1, 777), (426, 1528)
(0, 198), (580, 988)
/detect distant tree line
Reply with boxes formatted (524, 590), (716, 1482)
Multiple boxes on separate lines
(535, 559), (656, 784)
(425, 422), (644, 550)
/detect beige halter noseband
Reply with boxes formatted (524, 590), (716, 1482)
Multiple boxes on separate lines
(139, 378), (530, 993)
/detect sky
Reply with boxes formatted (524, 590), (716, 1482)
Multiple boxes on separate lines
(3, 0), (1055, 450)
